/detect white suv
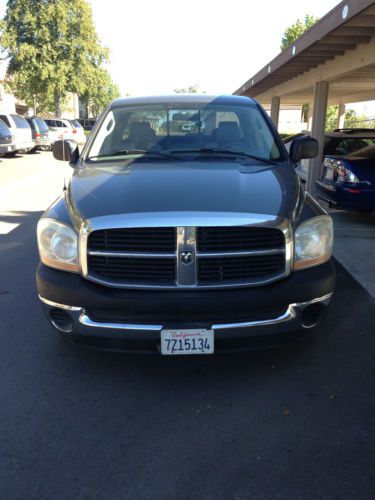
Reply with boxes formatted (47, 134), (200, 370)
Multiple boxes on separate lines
(67, 119), (86, 145)
(0, 113), (34, 154)
(44, 118), (75, 144)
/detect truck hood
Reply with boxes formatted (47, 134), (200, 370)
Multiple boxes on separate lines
(67, 160), (299, 227)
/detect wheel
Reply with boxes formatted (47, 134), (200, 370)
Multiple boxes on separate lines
(4, 151), (17, 157)
(27, 147), (38, 154)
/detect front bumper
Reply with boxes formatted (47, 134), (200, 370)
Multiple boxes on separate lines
(36, 260), (335, 352)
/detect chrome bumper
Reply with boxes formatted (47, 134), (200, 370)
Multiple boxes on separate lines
(39, 293), (333, 341)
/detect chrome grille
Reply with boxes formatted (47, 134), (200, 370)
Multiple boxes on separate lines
(85, 222), (288, 289)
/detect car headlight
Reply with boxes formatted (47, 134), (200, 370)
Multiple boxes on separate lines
(37, 219), (79, 272)
(294, 215), (333, 270)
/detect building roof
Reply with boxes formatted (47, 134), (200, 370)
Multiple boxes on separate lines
(234, 0), (375, 102)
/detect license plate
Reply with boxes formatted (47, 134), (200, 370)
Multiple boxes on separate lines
(325, 168), (334, 180)
(161, 329), (214, 355)
(7, 146), (12, 151)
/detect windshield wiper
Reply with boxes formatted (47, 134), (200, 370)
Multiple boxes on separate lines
(169, 148), (278, 165)
(87, 150), (184, 161)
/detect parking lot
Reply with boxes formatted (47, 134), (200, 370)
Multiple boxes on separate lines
(1, 152), (375, 499)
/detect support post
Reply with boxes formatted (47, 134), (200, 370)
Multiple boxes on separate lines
(307, 104), (313, 131)
(270, 96), (280, 128)
(337, 102), (346, 129)
(307, 81), (329, 196)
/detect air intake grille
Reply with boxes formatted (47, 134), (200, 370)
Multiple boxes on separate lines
(88, 255), (176, 284)
(89, 227), (176, 252)
(197, 226), (284, 252)
(198, 254), (285, 284)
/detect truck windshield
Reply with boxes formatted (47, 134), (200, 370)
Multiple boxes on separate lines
(87, 101), (283, 163)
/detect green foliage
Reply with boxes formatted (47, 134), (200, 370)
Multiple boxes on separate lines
(325, 105), (339, 131)
(82, 66), (121, 117)
(281, 15), (319, 50)
(174, 84), (202, 94)
(325, 105), (367, 131)
(0, 0), (119, 116)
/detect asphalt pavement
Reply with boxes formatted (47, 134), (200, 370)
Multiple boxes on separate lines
(1, 152), (375, 499)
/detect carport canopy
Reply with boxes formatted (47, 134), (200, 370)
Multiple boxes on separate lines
(234, 0), (375, 195)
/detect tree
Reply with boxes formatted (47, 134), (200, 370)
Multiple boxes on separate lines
(281, 15), (319, 50)
(174, 84), (202, 94)
(82, 66), (121, 117)
(0, 0), (113, 116)
(325, 105), (367, 131)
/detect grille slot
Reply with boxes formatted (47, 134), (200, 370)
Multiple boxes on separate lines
(197, 226), (284, 252)
(198, 254), (285, 284)
(88, 255), (176, 284)
(89, 227), (176, 252)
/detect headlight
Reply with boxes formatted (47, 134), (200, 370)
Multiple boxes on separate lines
(37, 219), (79, 272)
(294, 215), (333, 270)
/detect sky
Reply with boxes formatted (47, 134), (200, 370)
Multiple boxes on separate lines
(87, 0), (342, 96)
(1, 0), (374, 115)
(0, 0), (342, 96)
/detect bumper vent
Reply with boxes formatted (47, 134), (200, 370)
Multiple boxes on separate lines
(50, 308), (74, 332)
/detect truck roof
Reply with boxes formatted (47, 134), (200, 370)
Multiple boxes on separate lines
(111, 94), (256, 108)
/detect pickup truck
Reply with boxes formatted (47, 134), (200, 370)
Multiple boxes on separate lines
(36, 95), (335, 355)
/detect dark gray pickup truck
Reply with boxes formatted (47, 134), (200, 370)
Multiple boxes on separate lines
(36, 95), (335, 354)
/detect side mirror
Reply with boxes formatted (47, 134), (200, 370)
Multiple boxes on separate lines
(52, 140), (79, 165)
(289, 137), (319, 163)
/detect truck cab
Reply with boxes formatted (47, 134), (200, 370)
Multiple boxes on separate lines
(36, 95), (335, 354)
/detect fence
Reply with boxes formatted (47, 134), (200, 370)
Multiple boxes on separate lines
(349, 117), (375, 129)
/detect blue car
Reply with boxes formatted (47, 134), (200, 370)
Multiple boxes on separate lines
(316, 129), (375, 212)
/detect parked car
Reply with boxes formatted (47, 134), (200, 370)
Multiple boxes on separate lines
(284, 129), (375, 212)
(44, 118), (75, 144)
(67, 119), (86, 145)
(36, 95), (335, 354)
(0, 118), (16, 155)
(77, 118), (96, 131)
(25, 116), (51, 152)
(0, 113), (34, 154)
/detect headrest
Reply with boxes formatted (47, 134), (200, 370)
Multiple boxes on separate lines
(216, 121), (241, 144)
(130, 121), (155, 139)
